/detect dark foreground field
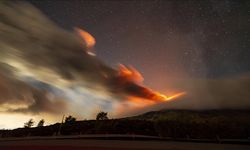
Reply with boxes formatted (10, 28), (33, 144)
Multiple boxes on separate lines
(2, 110), (250, 140)
(1, 138), (250, 150)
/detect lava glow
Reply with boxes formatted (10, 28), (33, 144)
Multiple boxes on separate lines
(117, 64), (186, 104)
(137, 88), (186, 102)
(165, 92), (187, 101)
(127, 91), (186, 108)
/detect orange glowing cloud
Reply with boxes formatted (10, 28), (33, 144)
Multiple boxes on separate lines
(116, 64), (186, 104)
(75, 27), (96, 56)
(75, 27), (96, 48)
(118, 64), (144, 83)
(125, 91), (186, 111)
(165, 92), (187, 101)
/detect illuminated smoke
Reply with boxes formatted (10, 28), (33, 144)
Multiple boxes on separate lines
(118, 64), (144, 84)
(0, 1), (185, 116)
(75, 27), (96, 56)
(111, 64), (185, 103)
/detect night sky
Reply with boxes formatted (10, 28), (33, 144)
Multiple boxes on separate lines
(28, 0), (250, 88)
(0, 0), (250, 128)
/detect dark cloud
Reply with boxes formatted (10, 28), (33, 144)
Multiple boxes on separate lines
(0, 62), (67, 114)
(0, 1), (115, 86)
(8, 89), (67, 114)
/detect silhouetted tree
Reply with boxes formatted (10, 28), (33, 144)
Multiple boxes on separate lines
(64, 115), (76, 124)
(24, 119), (34, 128)
(37, 119), (45, 127)
(96, 112), (108, 120)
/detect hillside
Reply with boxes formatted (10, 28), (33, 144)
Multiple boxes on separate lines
(129, 109), (250, 122)
(1, 109), (250, 140)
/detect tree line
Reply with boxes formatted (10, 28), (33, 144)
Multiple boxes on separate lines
(23, 111), (108, 128)
(1, 110), (250, 139)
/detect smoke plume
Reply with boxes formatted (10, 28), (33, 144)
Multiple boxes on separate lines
(122, 74), (250, 116)
(0, 1), (172, 116)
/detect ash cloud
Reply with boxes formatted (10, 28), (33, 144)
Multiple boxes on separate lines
(0, 1), (115, 88)
(0, 63), (67, 114)
(0, 1), (166, 115)
(123, 74), (250, 116)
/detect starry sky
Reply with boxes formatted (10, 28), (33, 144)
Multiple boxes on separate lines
(28, 0), (250, 90)
(0, 0), (250, 129)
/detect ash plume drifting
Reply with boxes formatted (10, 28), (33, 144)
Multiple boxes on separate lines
(125, 75), (250, 117)
(0, 63), (67, 114)
(1, 2), (248, 119)
(0, 1), (176, 115)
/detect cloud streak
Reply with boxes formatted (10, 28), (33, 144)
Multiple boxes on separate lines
(0, 62), (67, 114)
(0, 1), (171, 116)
